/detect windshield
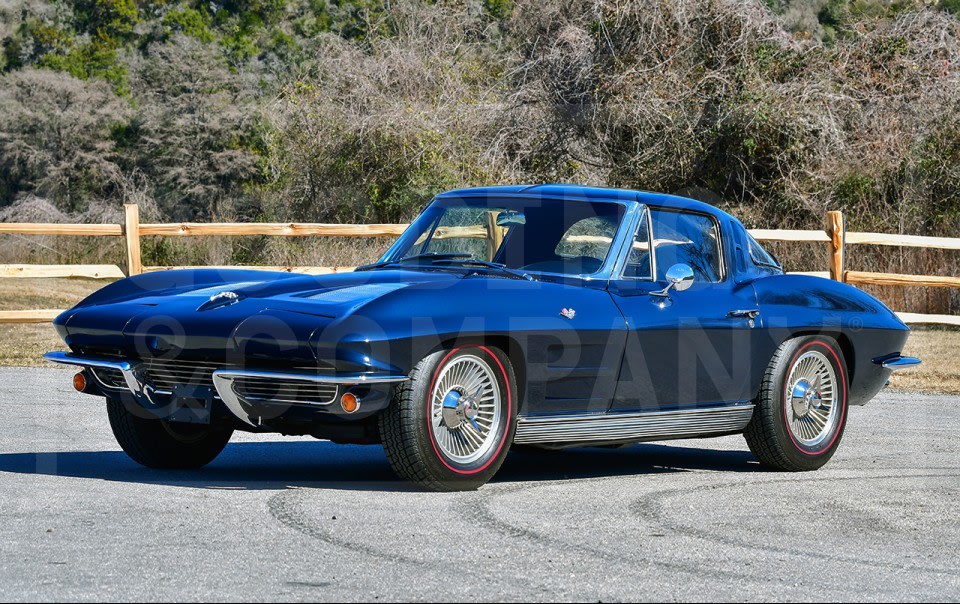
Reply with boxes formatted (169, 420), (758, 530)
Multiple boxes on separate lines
(380, 196), (627, 276)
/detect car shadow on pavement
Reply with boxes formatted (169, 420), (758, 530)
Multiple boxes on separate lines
(0, 440), (762, 492)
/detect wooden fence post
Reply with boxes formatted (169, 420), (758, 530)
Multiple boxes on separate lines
(123, 204), (142, 276)
(826, 210), (845, 282)
(485, 211), (506, 262)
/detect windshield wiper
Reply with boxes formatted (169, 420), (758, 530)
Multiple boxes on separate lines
(432, 258), (534, 281)
(355, 252), (472, 272)
(357, 253), (533, 281)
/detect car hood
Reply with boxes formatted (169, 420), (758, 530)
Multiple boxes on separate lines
(124, 269), (463, 315)
(55, 268), (464, 363)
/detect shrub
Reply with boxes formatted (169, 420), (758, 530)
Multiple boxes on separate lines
(162, 8), (215, 43)
(0, 69), (130, 210)
(120, 38), (267, 220)
(73, 0), (140, 40)
(36, 31), (129, 95)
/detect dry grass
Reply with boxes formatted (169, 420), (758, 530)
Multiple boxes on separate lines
(0, 278), (955, 393)
(0, 277), (106, 311)
(890, 327), (960, 395)
(0, 323), (67, 366)
(0, 278), (102, 366)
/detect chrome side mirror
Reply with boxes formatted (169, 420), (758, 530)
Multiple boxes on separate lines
(666, 263), (694, 291)
(651, 263), (695, 297)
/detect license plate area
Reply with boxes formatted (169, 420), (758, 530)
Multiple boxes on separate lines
(168, 384), (213, 424)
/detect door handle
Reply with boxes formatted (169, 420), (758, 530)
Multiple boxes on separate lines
(727, 309), (760, 319)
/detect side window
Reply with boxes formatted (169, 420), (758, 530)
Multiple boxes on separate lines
(555, 216), (618, 264)
(650, 210), (723, 282)
(623, 210), (652, 279)
(747, 232), (781, 269)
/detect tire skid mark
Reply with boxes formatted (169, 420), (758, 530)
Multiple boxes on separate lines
(469, 476), (781, 585)
(630, 469), (960, 579)
(267, 485), (571, 599)
(267, 488), (419, 565)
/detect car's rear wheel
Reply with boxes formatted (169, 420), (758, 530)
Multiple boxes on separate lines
(106, 397), (233, 469)
(744, 335), (849, 471)
(379, 345), (517, 491)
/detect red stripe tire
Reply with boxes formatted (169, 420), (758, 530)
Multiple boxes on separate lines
(379, 345), (517, 491)
(744, 335), (849, 471)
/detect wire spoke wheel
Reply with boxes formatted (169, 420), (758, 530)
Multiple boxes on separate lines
(380, 345), (516, 491)
(430, 354), (503, 465)
(785, 350), (839, 448)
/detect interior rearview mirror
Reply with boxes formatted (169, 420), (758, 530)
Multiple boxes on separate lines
(496, 210), (526, 227)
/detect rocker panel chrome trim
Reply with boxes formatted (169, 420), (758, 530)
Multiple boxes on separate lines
(513, 404), (755, 445)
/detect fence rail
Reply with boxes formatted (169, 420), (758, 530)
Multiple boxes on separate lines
(0, 264), (126, 279)
(0, 205), (958, 325)
(0, 223), (124, 236)
(138, 222), (409, 237)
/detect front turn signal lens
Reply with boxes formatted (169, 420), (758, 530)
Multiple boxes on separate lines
(73, 371), (87, 392)
(340, 391), (360, 414)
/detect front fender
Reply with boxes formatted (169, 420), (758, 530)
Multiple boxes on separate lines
(310, 277), (629, 414)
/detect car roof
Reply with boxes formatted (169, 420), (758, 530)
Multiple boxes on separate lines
(436, 184), (728, 218)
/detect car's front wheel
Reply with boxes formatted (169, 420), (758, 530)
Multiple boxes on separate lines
(744, 335), (849, 471)
(379, 345), (517, 491)
(106, 398), (233, 469)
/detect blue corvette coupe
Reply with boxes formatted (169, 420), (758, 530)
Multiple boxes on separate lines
(46, 185), (919, 490)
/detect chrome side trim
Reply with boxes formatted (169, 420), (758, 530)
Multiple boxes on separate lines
(874, 355), (921, 370)
(513, 404), (755, 446)
(211, 369), (408, 427)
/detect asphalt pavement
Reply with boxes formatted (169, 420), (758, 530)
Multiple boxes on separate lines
(0, 367), (957, 602)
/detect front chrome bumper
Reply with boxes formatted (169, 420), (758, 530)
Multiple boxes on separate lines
(44, 351), (408, 427)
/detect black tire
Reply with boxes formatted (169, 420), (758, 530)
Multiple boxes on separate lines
(106, 398), (233, 469)
(744, 335), (849, 471)
(379, 345), (517, 492)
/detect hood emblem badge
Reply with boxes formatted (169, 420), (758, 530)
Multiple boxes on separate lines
(198, 290), (242, 311)
(560, 307), (576, 320)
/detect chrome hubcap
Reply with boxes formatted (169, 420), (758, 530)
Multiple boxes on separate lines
(790, 378), (822, 418)
(440, 390), (481, 428)
(431, 355), (502, 464)
(785, 350), (839, 447)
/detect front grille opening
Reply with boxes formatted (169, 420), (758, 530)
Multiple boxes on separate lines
(85, 357), (341, 406)
(91, 367), (126, 389)
(140, 358), (222, 392)
(233, 377), (338, 406)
